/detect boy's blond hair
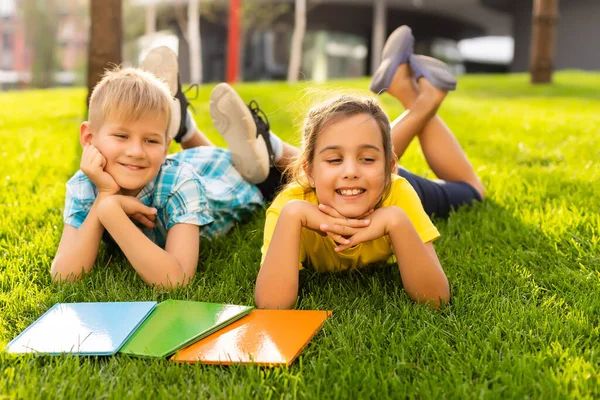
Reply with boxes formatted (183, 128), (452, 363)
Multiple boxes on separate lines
(88, 67), (172, 136)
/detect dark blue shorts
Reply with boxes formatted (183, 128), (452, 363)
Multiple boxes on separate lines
(258, 166), (481, 219)
(397, 167), (481, 218)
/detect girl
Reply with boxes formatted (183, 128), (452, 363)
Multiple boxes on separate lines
(254, 26), (485, 309)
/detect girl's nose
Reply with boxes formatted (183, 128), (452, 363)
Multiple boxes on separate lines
(342, 160), (359, 179)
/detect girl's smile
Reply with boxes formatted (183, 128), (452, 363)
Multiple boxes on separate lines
(307, 113), (389, 218)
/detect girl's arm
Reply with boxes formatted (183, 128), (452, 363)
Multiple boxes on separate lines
(255, 201), (306, 309)
(332, 206), (449, 307)
(51, 193), (112, 282)
(97, 195), (200, 288)
(386, 207), (450, 307)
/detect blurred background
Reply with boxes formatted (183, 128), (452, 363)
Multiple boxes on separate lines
(0, 0), (597, 91)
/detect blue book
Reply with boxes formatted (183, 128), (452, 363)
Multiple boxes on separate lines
(6, 302), (157, 355)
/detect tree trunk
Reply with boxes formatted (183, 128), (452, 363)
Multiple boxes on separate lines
(529, 0), (559, 84)
(87, 0), (122, 106)
(188, 0), (202, 83)
(287, 0), (306, 83)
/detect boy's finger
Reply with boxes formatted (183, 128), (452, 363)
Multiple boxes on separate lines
(334, 217), (370, 228)
(130, 213), (156, 229)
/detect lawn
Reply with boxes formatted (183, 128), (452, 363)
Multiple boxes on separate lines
(1, 72), (599, 399)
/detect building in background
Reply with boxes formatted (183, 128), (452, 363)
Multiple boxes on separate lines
(483, 0), (600, 72)
(0, 0), (88, 89)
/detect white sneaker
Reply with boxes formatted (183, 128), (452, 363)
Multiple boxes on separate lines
(209, 83), (271, 184)
(140, 46), (181, 141)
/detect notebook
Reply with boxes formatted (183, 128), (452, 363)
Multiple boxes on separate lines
(6, 302), (157, 355)
(171, 309), (331, 366)
(119, 299), (254, 357)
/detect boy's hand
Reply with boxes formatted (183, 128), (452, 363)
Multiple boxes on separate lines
(81, 145), (120, 194)
(114, 196), (158, 229)
(97, 195), (158, 229)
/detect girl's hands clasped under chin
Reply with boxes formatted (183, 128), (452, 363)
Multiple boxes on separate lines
(319, 204), (405, 252)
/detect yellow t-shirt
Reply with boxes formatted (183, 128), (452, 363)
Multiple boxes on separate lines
(261, 175), (440, 272)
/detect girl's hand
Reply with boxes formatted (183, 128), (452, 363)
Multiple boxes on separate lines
(317, 204), (372, 245)
(282, 201), (370, 244)
(81, 145), (120, 195)
(331, 206), (404, 252)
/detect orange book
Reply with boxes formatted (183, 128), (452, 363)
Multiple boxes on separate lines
(171, 310), (331, 366)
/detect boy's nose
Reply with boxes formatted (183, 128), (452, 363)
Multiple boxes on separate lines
(126, 142), (145, 158)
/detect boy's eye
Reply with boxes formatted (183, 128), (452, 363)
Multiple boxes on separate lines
(114, 134), (127, 139)
(145, 139), (160, 144)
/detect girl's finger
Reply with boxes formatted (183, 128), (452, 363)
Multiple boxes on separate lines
(327, 232), (350, 246)
(318, 203), (342, 218)
(320, 224), (358, 237)
(333, 218), (370, 228)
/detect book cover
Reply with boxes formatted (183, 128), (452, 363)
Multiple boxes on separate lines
(119, 299), (253, 357)
(6, 301), (157, 355)
(171, 309), (331, 366)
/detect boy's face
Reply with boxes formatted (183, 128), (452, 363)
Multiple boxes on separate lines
(82, 114), (170, 196)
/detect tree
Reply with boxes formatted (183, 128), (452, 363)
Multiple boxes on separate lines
(287, 0), (306, 83)
(87, 0), (122, 106)
(21, 0), (59, 88)
(529, 0), (559, 84)
(173, 0), (202, 83)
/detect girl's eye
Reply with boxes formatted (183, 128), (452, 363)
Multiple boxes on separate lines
(145, 139), (160, 144)
(114, 134), (127, 139)
(362, 157), (375, 163)
(325, 159), (342, 164)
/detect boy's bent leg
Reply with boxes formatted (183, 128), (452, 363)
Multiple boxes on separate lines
(209, 83), (271, 184)
(397, 167), (481, 218)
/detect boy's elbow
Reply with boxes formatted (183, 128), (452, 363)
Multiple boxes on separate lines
(50, 259), (81, 283)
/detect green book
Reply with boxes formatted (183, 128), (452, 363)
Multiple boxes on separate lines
(119, 300), (253, 357)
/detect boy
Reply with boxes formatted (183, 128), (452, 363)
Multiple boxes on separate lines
(51, 48), (291, 288)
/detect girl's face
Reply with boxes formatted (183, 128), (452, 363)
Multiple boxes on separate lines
(306, 113), (391, 218)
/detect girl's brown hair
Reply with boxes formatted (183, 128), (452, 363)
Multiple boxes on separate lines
(285, 94), (396, 206)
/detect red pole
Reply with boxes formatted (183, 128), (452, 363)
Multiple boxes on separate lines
(226, 0), (240, 83)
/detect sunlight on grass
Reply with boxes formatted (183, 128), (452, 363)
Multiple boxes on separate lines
(0, 72), (599, 398)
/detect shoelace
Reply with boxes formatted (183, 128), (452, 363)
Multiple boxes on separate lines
(248, 100), (275, 165)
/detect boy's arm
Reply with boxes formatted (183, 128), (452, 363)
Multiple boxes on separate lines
(97, 195), (199, 288)
(51, 193), (111, 282)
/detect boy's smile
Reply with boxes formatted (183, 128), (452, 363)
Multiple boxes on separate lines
(88, 115), (170, 196)
(307, 113), (388, 218)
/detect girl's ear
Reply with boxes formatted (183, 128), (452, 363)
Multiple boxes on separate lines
(390, 158), (397, 173)
(80, 122), (93, 147)
(303, 162), (316, 188)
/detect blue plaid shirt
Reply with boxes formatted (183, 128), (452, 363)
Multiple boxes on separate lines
(63, 147), (264, 247)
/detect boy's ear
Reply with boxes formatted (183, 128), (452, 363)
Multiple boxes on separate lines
(80, 122), (93, 147)
(163, 138), (172, 158)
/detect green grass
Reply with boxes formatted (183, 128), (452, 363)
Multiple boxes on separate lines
(1, 71), (599, 398)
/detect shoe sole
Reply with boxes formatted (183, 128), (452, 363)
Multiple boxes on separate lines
(209, 83), (270, 184)
(410, 55), (457, 91)
(369, 25), (414, 94)
(140, 46), (179, 96)
(140, 46), (181, 140)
